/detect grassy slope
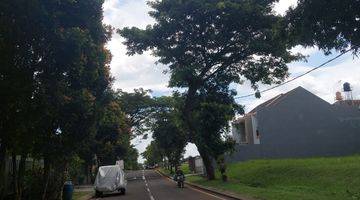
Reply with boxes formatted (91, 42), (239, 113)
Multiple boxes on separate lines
(187, 155), (360, 200)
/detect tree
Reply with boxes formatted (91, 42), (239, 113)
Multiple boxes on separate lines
(286, 0), (360, 54)
(190, 81), (240, 179)
(116, 88), (154, 136)
(141, 95), (187, 172)
(32, 1), (111, 198)
(0, 1), (45, 197)
(0, 0), (112, 198)
(119, 0), (299, 179)
(124, 146), (139, 170)
(151, 96), (187, 172)
(78, 88), (141, 178)
(93, 90), (131, 166)
(141, 141), (164, 167)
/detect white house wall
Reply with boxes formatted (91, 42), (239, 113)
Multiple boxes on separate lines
(251, 115), (260, 144)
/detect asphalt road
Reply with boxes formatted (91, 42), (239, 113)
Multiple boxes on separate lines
(95, 170), (233, 200)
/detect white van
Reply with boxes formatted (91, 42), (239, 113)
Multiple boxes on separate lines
(94, 165), (127, 197)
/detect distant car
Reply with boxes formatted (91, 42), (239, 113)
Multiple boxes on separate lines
(94, 165), (127, 197)
(145, 164), (159, 169)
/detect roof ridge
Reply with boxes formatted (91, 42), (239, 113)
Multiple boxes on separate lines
(265, 94), (283, 107)
(248, 86), (308, 114)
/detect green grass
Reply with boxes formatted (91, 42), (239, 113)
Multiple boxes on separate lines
(73, 191), (93, 200)
(187, 155), (360, 200)
(159, 167), (172, 175)
(180, 163), (191, 174)
(159, 163), (191, 176)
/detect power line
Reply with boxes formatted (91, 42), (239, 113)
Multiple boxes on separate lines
(235, 47), (356, 99)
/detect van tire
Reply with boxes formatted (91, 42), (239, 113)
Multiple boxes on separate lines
(120, 188), (126, 195)
(95, 190), (103, 198)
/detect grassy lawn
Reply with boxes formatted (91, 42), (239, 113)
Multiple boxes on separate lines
(159, 167), (172, 175)
(159, 163), (191, 176)
(73, 191), (93, 200)
(187, 155), (360, 200)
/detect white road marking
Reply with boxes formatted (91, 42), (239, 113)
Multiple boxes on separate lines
(143, 170), (156, 200)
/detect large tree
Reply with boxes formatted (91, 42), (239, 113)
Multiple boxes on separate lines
(286, 0), (360, 54)
(190, 80), (241, 178)
(151, 96), (187, 172)
(119, 0), (299, 179)
(116, 88), (154, 136)
(0, 0), (112, 198)
(93, 90), (131, 166)
(0, 1), (45, 197)
(141, 141), (164, 167)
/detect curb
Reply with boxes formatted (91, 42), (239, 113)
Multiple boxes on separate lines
(156, 170), (250, 200)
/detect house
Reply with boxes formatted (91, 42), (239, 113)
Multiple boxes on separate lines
(334, 100), (360, 110)
(188, 156), (205, 174)
(228, 86), (360, 162)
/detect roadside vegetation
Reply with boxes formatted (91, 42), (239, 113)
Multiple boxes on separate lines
(159, 163), (191, 176)
(73, 191), (93, 200)
(180, 163), (191, 175)
(187, 155), (360, 200)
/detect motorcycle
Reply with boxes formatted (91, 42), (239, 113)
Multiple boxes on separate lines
(174, 174), (185, 188)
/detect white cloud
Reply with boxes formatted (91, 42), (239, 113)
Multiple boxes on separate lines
(106, 35), (170, 93)
(103, 0), (155, 29)
(291, 45), (319, 56)
(103, 0), (170, 93)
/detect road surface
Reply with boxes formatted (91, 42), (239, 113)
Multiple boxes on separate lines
(95, 170), (234, 200)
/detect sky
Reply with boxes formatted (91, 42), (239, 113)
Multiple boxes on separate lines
(102, 0), (360, 163)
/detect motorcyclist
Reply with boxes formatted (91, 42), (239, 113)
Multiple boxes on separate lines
(174, 168), (185, 188)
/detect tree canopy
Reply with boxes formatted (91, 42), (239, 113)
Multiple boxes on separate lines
(120, 0), (300, 89)
(0, 0), (138, 198)
(119, 0), (300, 180)
(116, 88), (154, 136)
(286, 0), (360, 54)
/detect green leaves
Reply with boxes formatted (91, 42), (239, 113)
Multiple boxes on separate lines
(120, 0), (298, 89)
(119, 0), (297, 179)
(286, 0), (360, 55)
(116, 88), (154, 136)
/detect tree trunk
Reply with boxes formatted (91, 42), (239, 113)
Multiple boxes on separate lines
(42, 157), (51, 200)
(183, 83), (216, 180)
(12, 154), (18, 199)
(197, 148), (215, 180)
(0, 145), (7, 199)
(16, 154), (27, 200)
(182, 84), (199, 142)
(84, 164), (89, 184)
